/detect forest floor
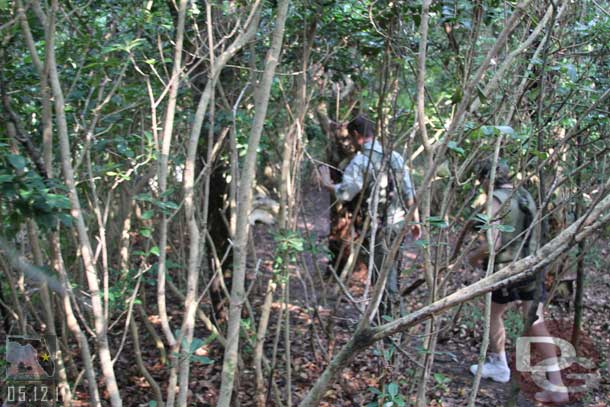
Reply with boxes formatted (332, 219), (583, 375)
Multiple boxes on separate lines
(3, 184), (606, 407)
(105, 183), (609, 406)
(223, 184), (610, 407)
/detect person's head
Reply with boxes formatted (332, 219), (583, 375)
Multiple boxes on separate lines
(347, 115), (375, 145)
(475, 158), (511, 189)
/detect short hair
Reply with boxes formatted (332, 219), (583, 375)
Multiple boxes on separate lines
(475, 158), (511, 186)
(347, 115), (375, 138)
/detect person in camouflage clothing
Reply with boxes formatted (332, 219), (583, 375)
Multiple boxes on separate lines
(468, 158), (568, 405)
(318, 115), (421, 311)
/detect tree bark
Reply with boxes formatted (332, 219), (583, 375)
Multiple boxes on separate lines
(156, 0), (188, 354)
(44, 0), (122, 404)
(217, 1), (290, 405)
(169, 3), (264, 405)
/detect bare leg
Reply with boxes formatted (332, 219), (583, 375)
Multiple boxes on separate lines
(469, 301), (511, 382)
(520, 302), (569, 404)
(490, 301), (509, 354)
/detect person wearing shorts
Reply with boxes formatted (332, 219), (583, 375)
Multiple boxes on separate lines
(468, 159), (569, 405)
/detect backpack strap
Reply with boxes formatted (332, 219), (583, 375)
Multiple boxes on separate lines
(359, 148), (395, 225)
(515, 187), (537, 257)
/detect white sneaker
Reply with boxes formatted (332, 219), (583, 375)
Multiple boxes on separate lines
(469, 353), (511, 383)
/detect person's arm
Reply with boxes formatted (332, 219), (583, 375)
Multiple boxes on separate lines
(468, 197), (502, 268)
(468, 234), (489, 267)
(317, 166), (336, 193)
(407, 196), (422, 240)
(318, 159), (363, 202)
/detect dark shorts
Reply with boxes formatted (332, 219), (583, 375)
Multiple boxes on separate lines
(491, 274), (546, 305)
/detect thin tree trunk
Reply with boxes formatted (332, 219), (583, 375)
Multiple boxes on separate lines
(467, 136), (504, 406)
(414, 3), (435, 405)
(156, 3), (189, 405)
(14, 15), (65, 402)
(254, 280), (276, 407)
(571, 135), (585, 347)
(170, 4), (263, 404)
(27, 221), (73, 406)
(44, 0), (122, 404)
(130, 315), (164, 407)
(469, 1), (566, 115)
(284, 270), (292, 407)
(0, 255), (26, 335)
(217, 1), (290, 405)
(2, 117), (77, 390)
(50, 233), (102, 406)
(136, 303), (167, 364)
(157, 0), (188, 355)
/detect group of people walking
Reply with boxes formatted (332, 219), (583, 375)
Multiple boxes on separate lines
(316, 115), (569, 405)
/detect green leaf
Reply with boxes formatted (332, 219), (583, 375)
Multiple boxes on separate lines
(159, 188), (176, 199)
(124, 38), (146, 52)
(476, 86), (487, 103)
(447, 141), (464, 156)
(149, 401), (157, 407)
(481, 126), (495, 136)
(191, 355), (214, 365)
(415, 239), (429, 248)
(496, 224), (515, 233)
(451, 88), (463, 104)
(532, 150), (548, 160)
(149, 246), (160, 256)
(161, 201), (179, 211)
(19, 188), (33, 200)
(135, 193), (153, 202)
(47, 194), (71, 209)
(387, 382), (398, 397)
(0, 174), (15, 183)
(140, 228), (152, 238)
(433, 372), (450, 384)
(494, 125), (515, 135)
(141, 210), (154, 220)
(475, 213), (490, 223)
(8, 154), (26, 171)
(427, 216), (448, 229)
(58, 213), (74, 227)
(481, 125), (514, 137)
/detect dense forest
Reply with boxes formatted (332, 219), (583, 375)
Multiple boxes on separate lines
(0, 0), (609, 406)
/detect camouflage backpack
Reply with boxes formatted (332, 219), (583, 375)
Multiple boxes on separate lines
(492, 187), (539, 263)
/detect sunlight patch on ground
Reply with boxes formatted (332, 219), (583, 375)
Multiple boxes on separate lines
(270, 302), (313, 323)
